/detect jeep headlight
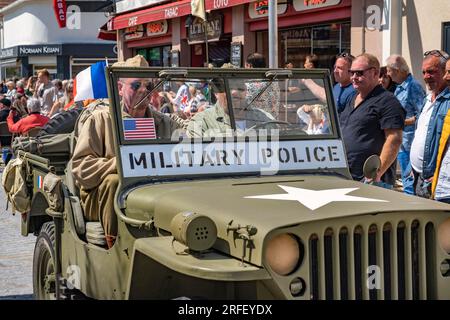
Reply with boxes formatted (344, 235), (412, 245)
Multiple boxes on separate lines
(265, 233), (300, 276)
(438, 218), (450, 253)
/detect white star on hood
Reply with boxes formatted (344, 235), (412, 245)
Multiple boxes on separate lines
(245, 185), (388, 210)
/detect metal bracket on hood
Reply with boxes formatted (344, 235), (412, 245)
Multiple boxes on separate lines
(227, 221), (258, 266)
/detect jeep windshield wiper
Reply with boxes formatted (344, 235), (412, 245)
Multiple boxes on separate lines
(132, 79), (166, 110)
(242, 80), (274, 111)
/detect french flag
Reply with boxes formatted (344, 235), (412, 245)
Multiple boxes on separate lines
(74, 61), (108, 102)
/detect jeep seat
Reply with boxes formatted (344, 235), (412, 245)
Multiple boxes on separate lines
(65, 160), (107, 247)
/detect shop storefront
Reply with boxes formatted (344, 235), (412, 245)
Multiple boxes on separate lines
(187, 11), (231, 67)
(110, 0), (254, 67)
(249, 0), (352, 69)
(0, 44), (117, 80)
(124, 19), (173, 67)
(109, 0), (351, 69)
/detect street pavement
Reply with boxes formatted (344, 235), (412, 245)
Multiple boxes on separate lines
(0, 172), (35, 300)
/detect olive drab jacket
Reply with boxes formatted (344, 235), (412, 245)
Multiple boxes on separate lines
(72, 99), (186, 191)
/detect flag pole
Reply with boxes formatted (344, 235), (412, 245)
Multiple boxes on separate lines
(204, 17), (209, 66)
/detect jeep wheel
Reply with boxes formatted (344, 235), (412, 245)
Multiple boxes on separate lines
(33, 222), (57, 300)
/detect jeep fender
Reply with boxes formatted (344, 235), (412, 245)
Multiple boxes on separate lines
(125, 237), (270, 299)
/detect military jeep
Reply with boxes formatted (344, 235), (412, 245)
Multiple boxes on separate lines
(15, 66), (450, 300)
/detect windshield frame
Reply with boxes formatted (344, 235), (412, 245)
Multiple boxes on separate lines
(105, 67), (349, 190)
(106, 67), (341, 145)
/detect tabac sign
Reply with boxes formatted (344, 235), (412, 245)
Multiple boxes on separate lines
(187, 14), (223, 45)
(293, 0), (342, 12)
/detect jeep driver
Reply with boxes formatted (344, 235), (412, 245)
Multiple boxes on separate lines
(72, 55), (185, 248)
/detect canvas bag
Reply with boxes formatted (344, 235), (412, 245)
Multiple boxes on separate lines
(43, 172), (64, 212)
(12, 133), (72, 157)
(1, 157), (30, 214)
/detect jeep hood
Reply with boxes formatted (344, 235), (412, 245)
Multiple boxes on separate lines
(125, 175), (450, 265)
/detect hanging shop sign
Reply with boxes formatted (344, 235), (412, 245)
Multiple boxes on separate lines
(146, 20), (168, 37)
(124, 25), (145, 40)
(293, 0), (342, 12)
(187, 14), (223, 45)
(248, 1), (287, 19)
(53, 0), (67, 28)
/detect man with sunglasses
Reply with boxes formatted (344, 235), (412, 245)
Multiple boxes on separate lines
(333, 52), (357, 114)
(410, 50), (450, 199)
(340, 53), (405, 188)
(71, 55), (186, 249)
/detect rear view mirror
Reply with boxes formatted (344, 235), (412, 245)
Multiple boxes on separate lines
(363, 155), (381, 180)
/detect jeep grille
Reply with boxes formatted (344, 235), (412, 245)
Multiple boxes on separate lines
(307, 219), (437, 300)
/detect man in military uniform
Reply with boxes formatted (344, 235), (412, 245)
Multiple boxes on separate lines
(186, 78), (232, 138)
(71, 55), (185, 248)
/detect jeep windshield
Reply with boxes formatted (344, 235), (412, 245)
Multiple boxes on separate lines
(106, 67), (348, 181)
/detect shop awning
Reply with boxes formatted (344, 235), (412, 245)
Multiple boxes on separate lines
(98, 21), (116, 41)
(111, 0), (254, 30)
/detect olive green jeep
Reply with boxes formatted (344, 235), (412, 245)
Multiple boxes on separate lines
(13, 66), (450, 300)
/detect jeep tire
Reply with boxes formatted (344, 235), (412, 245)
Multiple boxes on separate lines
(39, 107), (83, 135)
(33, 222), (57, 300)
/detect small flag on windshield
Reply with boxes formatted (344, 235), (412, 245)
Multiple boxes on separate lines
(123, 118), (157, 140)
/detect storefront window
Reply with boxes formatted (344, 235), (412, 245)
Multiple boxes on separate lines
(4, 66), (21, 80)
(259, 21), (351, 71)
(135, 45), (172, 67)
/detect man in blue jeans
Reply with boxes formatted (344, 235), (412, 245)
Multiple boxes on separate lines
(386, 55), (425, 194)
(409, 50), (450, 198)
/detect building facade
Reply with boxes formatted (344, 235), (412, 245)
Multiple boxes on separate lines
(352, 0), (450, 83)
(110, 0), (352, 70)
(0, 0), (117, 80)
(108, 0), (450, 83)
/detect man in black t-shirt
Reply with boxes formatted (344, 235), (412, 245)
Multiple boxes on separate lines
(340, 53), (405, 187)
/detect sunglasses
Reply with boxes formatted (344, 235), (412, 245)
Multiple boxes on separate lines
(349, 67), (375, 77)
(129, 80), (153, 92)
(424, 50), (450, 61)
(337, 52), (355, 59)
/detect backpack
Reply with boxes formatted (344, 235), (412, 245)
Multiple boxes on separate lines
(1, 157), (30, 214)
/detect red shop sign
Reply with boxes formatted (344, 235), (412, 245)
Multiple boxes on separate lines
(146, 20), (168, 37)
(53, 0), (67, 28)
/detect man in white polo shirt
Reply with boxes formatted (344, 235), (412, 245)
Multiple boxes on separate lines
(409, 50), (450, 198)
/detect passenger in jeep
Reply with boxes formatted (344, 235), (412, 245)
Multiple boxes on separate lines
(71, 55), (186, 249)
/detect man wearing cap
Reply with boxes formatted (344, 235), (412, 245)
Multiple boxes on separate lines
(7, 98), (49, 135)
(71, 55), (186, 249)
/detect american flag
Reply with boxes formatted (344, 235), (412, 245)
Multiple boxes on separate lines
(123, 118), (157, 140)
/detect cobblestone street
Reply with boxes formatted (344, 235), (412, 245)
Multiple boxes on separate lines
(0, 173), (35, 300)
